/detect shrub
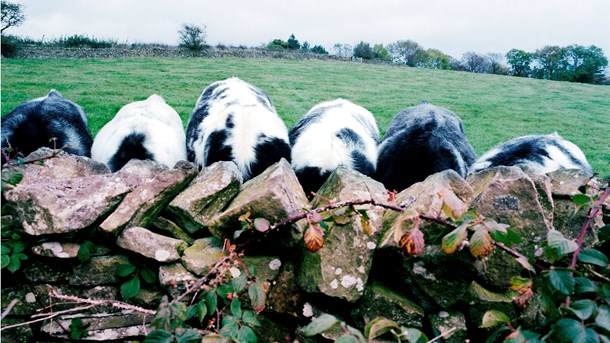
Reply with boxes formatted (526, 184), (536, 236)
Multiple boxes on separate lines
(266, 39), (288, 51)
(310, 45), (328, 55)
(0, 34), (20, 57)
(59, 34), (115, 49)
(178, 23), (207, 51)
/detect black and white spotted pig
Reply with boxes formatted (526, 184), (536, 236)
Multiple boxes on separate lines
(376, 102), (477, 192)
(1, 89), (93, 164)
(91, 94), (186, 172)
(469, 133), (593, 175)
(289, 99), (380, 195)
(185, 77), (291, 181)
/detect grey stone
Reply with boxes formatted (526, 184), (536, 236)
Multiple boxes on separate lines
(243, 255), (282, 282)
(468, 166), (553, 257)
(70, 255), (130, 286)
(468, 281), (518, 327)
(267, 261), (305, 316)
(297, 167), (386, 302)
(159, 263), (198, 298)
(167, 161), (242, 234)
(0, 317), (34, 342)
(548, 169), (594, 196)
(116, 226), (187, 262)
(181, 237), (224, 276)
(209, 158), (309, 249)
(100, 160), (198, 235)
(379, 170), (474, 249)
(3, 157), (167, 236)
(429, 310), (468, 343)
(41, 311), (151, 341)
(151, 216), (195, 244)
(351, 283), (424, 329)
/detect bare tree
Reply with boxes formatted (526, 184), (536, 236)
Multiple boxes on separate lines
(461, 51), (491, 73)
(332, 43), (353, 58)
(178, 23), (207, 51)
(1, 0), (25, 34)
(486, 53), (507, 74)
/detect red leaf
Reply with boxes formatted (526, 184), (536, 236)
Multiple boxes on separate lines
(304, 224), (324, 252)
(399, 227), (425, 257)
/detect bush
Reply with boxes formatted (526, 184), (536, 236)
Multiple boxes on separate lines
(59, 34), (115, 49)
(310, 45), (328, 55)
(266, 39), (288, 51)
(353, 41), (375, 59)
(1, 34), (20, 57)
(178, 23), (207, 51)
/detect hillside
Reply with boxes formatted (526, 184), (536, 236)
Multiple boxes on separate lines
(2, 57), (609, 175)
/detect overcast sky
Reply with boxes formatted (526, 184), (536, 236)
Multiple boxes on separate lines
(8, 0), (610, 59)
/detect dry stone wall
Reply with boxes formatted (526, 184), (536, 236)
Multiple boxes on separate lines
(0, 147), (604, 341)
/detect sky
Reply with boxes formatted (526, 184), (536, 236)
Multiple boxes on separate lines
(7, 0), (610, 60)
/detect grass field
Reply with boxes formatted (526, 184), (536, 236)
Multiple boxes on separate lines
(2, 57), (609, 176)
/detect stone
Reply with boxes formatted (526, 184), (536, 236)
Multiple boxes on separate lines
(159, 263), (198, 298)
(166, 161), (242, 234)
(297, 167), (386, 302)
(379, 170), (474, 249)
(267, 261), (305, 316)
(548, 169), (594, 196)
(429, 310), (468, 343)
(100, 160), (198, 234)
(23, 260), (74, 283)
(41, 311), (151, 340)
(151, 216), (195, 244)
(402, 245), (477, 308)
(468, 281), (518, 327)
(181, 237), (224, 276)
(3, 157), (167, 236)
(1, 284), (119, 316)
(209, 158), (309, 249)
(0, 318), (34, 342)
(468, 166), (553, 256)
(30, 241), (113, 259)
(70, 255), (131, 286)
(17, 147), (109, 180)
(116, 226), (187, 262)
(473, 248), (524, 290)
(351, 283), (424, 329)
(243, 255), (283, 282)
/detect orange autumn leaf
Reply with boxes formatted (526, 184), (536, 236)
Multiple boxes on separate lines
(399, 227), (425, 256)
(304, 224), (324, 252)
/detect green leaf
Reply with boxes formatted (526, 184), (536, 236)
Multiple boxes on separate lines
(236, 326), (257, 343)
(441, 224), (468, 254)
(8, 254), (23, 272)
(76, 243), (91, 262)
(469, 227), (494, 258)
(219, 319), (239, 340)
(548, 269), (575, 295)
(551, 318), (587, 343)
(398, 327), (428, 343)
(231, 298), (243, 319)
(185, 304), (197, 320)
(248, 282), (266, 314)
(117, 263), (136, 277)
(564, 299), (596, 321)
(217, 284), (234, 299)
(335, 334), (359, 343)
(364, 317), (399, 340)
(197, 300), (207, 323)
(578, 249), (609, 267)
(205, 290), (218, 315)
(143, 329), (173, 343)
(230, 272), (248, 293)
(547, 230), (578, 256)
(242, 310), (261, 327)
(141, 266), (157, 284)
(595, 306), (610, 334)
(572, 194), (591, 205)
(480, 310), (510, 328)
(301, 313), (339, 337)
(175, 328), (203, 343)
(10, 241), (25, 254)
(68, 318), (89, 339)
(120, 275), (141, 299)
(574, 277), (597, 294)
(1, 244), (11, 255)
(1, 254), (9, 269)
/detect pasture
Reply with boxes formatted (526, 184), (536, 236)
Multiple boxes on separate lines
(1, 57), (609, 175)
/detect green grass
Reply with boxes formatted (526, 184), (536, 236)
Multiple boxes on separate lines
(2, 57), (609, 176)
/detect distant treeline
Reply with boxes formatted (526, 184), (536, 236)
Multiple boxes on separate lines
(2, 33), (608, 85)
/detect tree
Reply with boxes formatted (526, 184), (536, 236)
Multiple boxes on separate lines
(287, 34), (300, 50)
(387, 40), (424, 66)
(417, 49), (451, 70)
(461, 51), (491, 73)
(565, 45), (608, 84)
(332, 43), (352, 58)
(532, 45), (569, 80)
(486, 53), (508, 75)
(178, 23), (206, 51)
(267, 39), (288, 50)
(1, 0), (25, 34)
(506, 49), (533, 77)
(310, 45), (328, 55)
(301, 41), (310, 52)
(373, 44), (390, 61)
(353, 41), (375, 59)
